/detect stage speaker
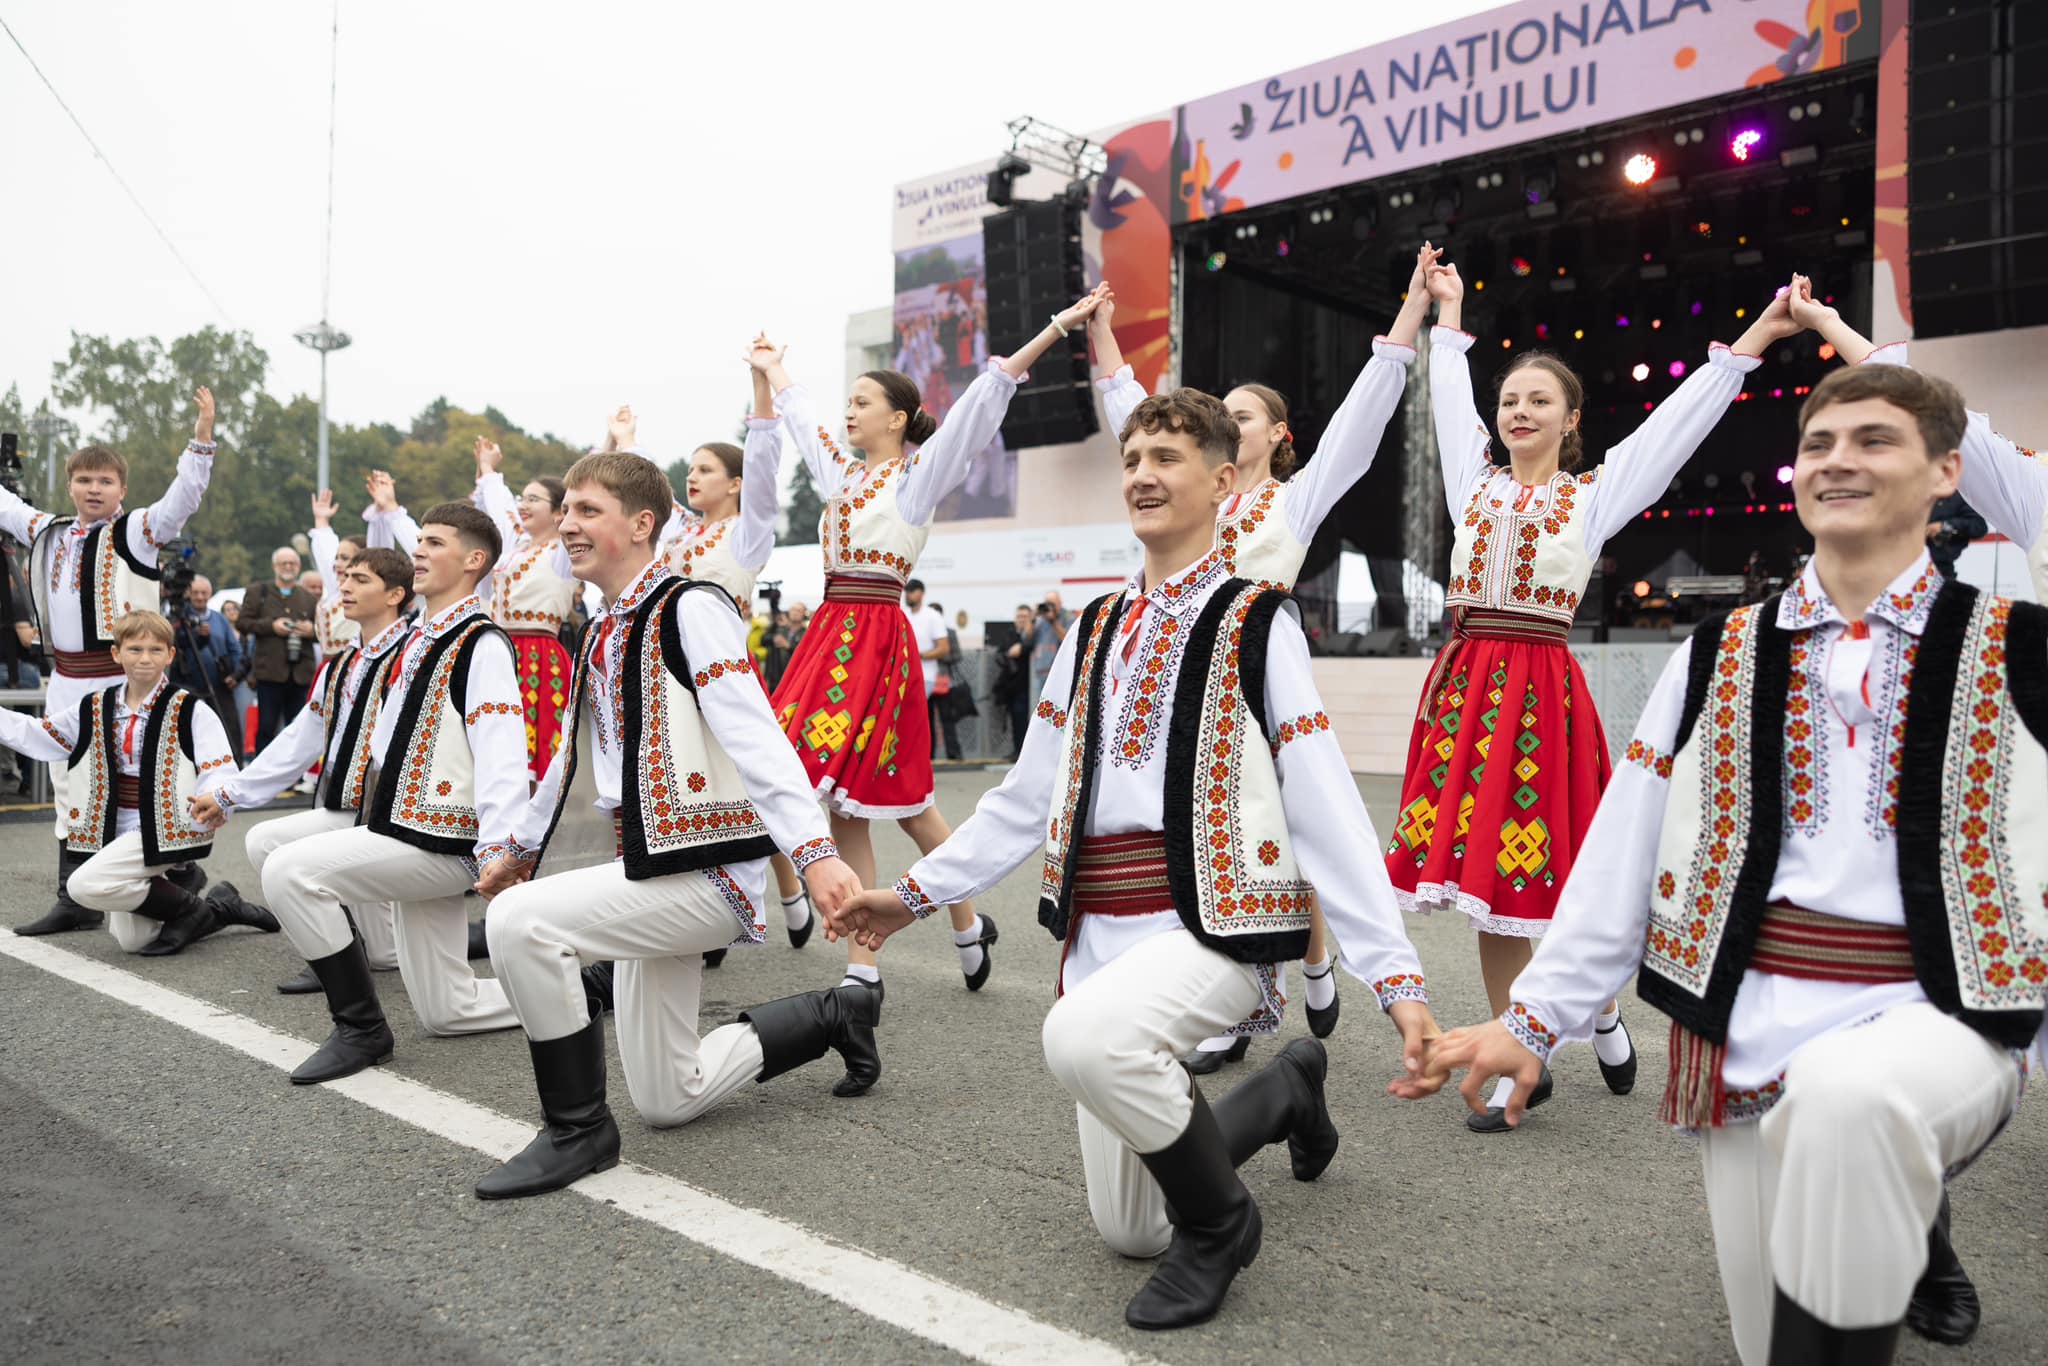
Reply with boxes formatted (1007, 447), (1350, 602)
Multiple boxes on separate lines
(983, 201), (1099, 449)
(1907, 0), (2048, 336)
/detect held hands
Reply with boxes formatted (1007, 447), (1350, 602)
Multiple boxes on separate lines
(745, 332), (787, 374)
(474, 851), (536, 900)
(366, 469), (398, 513)
(1786, 273), (1836, 331)
(1424, 260), (1462, 304)
(187, 792), (227, 830)
(193, 386), (216, 444)
(1748, 280), (1804, 345)
(1383, 1000), (1445, 1099)
(799, 855), (862, 922)
(475, 436), (504, 476)
(826, 886), (918, 951)
(1405, 241), (1444, 301)
(1052, 282), (1113, 336)
(1086, 288), (1117, 337)
(1412, 1018), (1547, 1126)
(310, 488), (337, 528)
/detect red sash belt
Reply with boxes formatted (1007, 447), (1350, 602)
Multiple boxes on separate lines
(823, 574), (905, 606)
(1419, 608), (1574, 721)
(113, 775), (141, 809)
(1662, 903), (1916, 1128)
(55, 648), (125, 680)
(1071, 831), (1175, 918)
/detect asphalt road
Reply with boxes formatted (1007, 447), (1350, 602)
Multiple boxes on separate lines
(1, 768), (2041, 1365)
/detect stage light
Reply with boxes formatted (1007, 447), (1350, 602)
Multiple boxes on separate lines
(1776, 465), (1794, 484)
(1788, 105), (1804, 122)
(1474, 279), (1485, 291)
(1731, 128), (1764, 161)
(1205, 252), (1227, 272)
(1511, 256), (1532, 277)
(1695, 221), (1713, 238)
(1669, 360), (1687, 378)
(1651, 318), (1663, 329)
(1535, 323), (1549, 339)
(1818, 342), (1837, 361)
(1631, 363), (1650, 382)
(1633, 580), (1651, 598)
(1573, 329), (1585, 340)
(986, 151), (1031, 207)
(1623, 153), (1658, 185)
(1806, 101), (1822, 117)
(1615, 314), (1631, 328)
(1690, 301), (1704, 316)
(1502, 338), (1513, 348)
(1275, 240), (1290, 257)
(1735, 307), (1747, 318)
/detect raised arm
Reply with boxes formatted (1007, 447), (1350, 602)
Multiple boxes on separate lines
(0, 702), (79, 765)
(361, 470), (418, 556)
(0, 478), (54, 547)
(732, 338), (786, 571)
(129, 386), (218, 559)
(470, 438), (522, 564)
(308, 491), (344, 607)
(1087, 291), (1147, 443)
(763, 353), (851, 503)
(1426, 261), (1498, 515)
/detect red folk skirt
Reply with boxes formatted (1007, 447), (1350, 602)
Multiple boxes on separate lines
(769, 575), (932, 819)
(1384, 610), (1610, 937)
(512, 631), (572, 784)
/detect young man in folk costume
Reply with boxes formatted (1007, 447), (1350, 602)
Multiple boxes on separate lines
(1, 389), (219, 937)
(1416, 363), (2046, 1364)
(189, 548), (418, 994)
(0, 610), (274, 955)
(1088, 242), (1440, 1072)
(257, 503), (534, 1084)
(467, 451), (867, 1199)
(832, 390), (1439, 1330)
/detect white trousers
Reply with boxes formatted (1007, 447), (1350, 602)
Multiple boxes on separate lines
(486, 861), (763, 1128)
(1699, 1001), (2021, 1365)
(244, 808), (398, 970)
(67, 832), (171, 953)
(1039, 928), (1262, 1258)
(49, 757), (68, 840)
(261, 826), (516, 1036)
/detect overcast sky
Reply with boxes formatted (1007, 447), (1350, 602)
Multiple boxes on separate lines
(5, 0), (1506, 463)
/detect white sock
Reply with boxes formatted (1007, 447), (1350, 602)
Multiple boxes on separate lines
(954, 916), (985, 975)
(839, 964), (880, 989)
(1486, 1075), (1516, 1109)
(782, 891), (811, 931)
(1303, 956), (1337, 1011)
(1195, 1033), (1235, 1055)
(1593, 1008), (1633, 1065)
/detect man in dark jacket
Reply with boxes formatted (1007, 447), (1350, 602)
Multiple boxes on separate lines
(1925, 491), (1987, 576)
(169, 573), (246, 762)
(239, 545), (321, 749)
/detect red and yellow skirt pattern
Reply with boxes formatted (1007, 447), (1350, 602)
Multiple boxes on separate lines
(512, 631), (572, 784)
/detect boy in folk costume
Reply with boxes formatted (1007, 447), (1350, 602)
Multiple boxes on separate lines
(189, 548), (418, 995)
(257, 503), (532, 1085)
(468, 452), (867, 1200)
(1417, 364), (2047, 1364)
(833, 390), (1439, 1330)
(0, 610), (273, 956)
(2, 389), (219, 937)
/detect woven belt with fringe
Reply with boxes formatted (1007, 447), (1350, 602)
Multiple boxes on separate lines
(1070, 831), (1176, 917)
(54, 647), (125, 679)
(1662, 903), (1916, 1128)
(823, 574), (905, 606)
(1419, 608), (1574, 721)
(113, 774), (141, 809)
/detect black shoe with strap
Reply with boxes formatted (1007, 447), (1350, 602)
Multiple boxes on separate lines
(962, 913), (999, 992)
(1596, 1014), (1638, 1095)
(136, 877), (222, 957)
(1185, 1035), (1250, 1076)
(1768, 1286), (1900, 1364)
(15, 843), (102, 936)
(1905, 1194), (1980, 1346)
(1302, 961), (1340, 1040)
(741, 982), (882, 1095)
(1465, 1065), (1554, 1133)
(291, 940), (396, 1085)
(475, 1017), (622, 1200)
(784, 891), (815, 949)
(1125, 1085), (1263, 1331)
(1212, 1038), (1341, 1182)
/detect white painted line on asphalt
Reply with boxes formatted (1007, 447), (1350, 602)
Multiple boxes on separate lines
(0, 934), (1158, 1366)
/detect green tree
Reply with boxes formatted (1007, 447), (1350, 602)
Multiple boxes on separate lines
(780, 458), (824, 545)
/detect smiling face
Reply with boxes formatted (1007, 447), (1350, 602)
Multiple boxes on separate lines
(559, 479), (658, 593)
(686, 447), (740, 517)
(412, 523), (487, 603)
(68, 466), (126, 523)
(517, 482), (562, 538)
(1794, 395), (1958, 554)
(1122, 427), (1235, 549)
(272, 548), (302, 586)
(1496, 364), (1580, 465)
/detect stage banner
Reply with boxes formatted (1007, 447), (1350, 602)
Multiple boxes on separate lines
(1171, 0), (1871, 222)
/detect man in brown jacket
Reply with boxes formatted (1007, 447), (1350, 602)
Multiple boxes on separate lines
(240, 545), (321, 750)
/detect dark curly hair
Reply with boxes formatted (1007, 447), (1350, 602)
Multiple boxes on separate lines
(1119, 389), (1240, 467)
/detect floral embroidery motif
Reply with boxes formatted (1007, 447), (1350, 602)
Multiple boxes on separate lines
(1720, 1075), (1787, 1125)
(196, 754), (234, 773)
(1624, 738), (1673, 779)
(1034, 698), (1069, 729)
(1372, 973), (1429, 1007)
(1216, 480), (1298, 585)
(1268, 709), (1331, 756)
(826, 457), (915, 581)
(464, 701), (520, 725)
(1865, 636), (1917, 838)
(1782, 634), (1828, 834)
(686, 771), (707, 793)
(1108, 553), (1228, 771)
(1256, 839), (1280, 866)
(492, 539), (570, 629)
(691, 658), (756, 689)
(1445, 470), (1589, 619)
(1040, 604), (1121, 910)
(789, 836), (835, 870)
(1504, 1001), (1559, 1054)
(896, 873), (939, 919)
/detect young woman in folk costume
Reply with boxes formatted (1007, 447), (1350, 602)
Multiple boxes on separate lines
(1087, 242), (1441, 1074)
(1391, 260), (1805, 1130)
(471, 438), (577, 785)
(762, 286), (1113, 1095)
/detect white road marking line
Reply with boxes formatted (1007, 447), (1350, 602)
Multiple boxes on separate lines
(0, 934), (1157, 1366)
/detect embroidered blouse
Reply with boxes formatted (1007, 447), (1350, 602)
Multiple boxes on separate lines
(661, 415), (781, 608)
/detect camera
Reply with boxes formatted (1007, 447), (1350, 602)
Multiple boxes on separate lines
(158, 537), (200, 609)
(0, 433), (24, 500)
(1038, 601), (1056, 617)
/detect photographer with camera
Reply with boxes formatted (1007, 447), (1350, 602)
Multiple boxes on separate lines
(166, 565), (244, 763)
(1027, 589), (1071, 701)
(0, 438), (40, 796)
(240, 546), (322, 751)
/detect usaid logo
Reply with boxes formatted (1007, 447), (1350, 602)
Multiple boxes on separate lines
(1023, 550), (1077, 569)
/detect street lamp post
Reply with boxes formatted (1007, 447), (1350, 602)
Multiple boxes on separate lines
(27, 412), (76, 503)
(293, 320), (352, 495)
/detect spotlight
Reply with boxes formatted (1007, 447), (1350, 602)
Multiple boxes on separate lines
(1205, 252), (1227, 272)
(1275, 240), (1290, 257)
(1668, 360), (1687, 378)
(1510, 256), (1533, 277)
(1818, 342), (1838, 361)
(1788, 105), (1805, 122)
(985, 151), (1031, 207)
(1573, 328), (1585, 339)
(1690, 300), (1704, 316)
(1535, 323), (1550, 339)
(1631, 363), (1651, 381)
(1731, 128), (1764, 161)
(1633, 580), (1651, 598)
(1615, 314), (1631, 328)
(1623, 153), (1658, 185)
(1776, 465), (1794, 485)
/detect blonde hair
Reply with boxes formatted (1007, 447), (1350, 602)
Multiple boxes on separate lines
(111, 610), (175, 648)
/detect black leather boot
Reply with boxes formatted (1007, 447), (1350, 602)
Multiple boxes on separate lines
(1768, 1286), (1900, 1364)
(1905, 1194), (1980, 1346)
(164, 861), (208, 897)
(291, 940), (395, 1084)
(205, 881), (280, 934)
(475, 1018), (621, 1200)
(582, 962), (616, 1016)
(466, 917), (489, 961)
(136, 877), (223, 957)
(1125, 1086), (1263, 1331)
(961, 912), (999, 992)
(702, 947), (727, 970)
(15, 842), (102, 936)
(739, 984), (882, 1093)
(1212, 1038), (1340, 1181)
(280, 907), (359, 994)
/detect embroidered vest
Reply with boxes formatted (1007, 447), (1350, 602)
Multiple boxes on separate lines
(1444, 470), (1599, 626)
(491, 538), (578, 634)
(313, 633), (407, 813)
(532, 577), (776, 879)
(1641, 585), (2048, 1052)
(64, 685), (214, 862)
(317, 596), (359, 654)
(365, 616), (509, 856)
(1217, 480), (1307, 590)
(665, 516), (755, 614)
(1037, 581), (1313, 964)
(28, 514), (161, 655)
(820, 454), (927, 585)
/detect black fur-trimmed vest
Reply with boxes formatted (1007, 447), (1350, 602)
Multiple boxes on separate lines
(28, 514), (161, 653)
(1640, 582), (2048, 1054)
(531, 574), (776, 879)
(365, 611), (512, 856)
(64, 683), (214, 863)
(1036, 578), (1313, 964)
(312, 629), (408, 814)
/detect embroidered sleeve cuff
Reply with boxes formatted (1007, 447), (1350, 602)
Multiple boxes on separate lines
(215, 786), (240, 813)
(186, 440), (217, 457)
(1503, 1002), (1561, 1061)
(1861, 341), (1910, 368)
(743, 414), (779, 431)
(893, 874), (939, 920)
(1431, 324), (1477, 352)
(1372, 973), (1429, 1009)
(475, 841), (517, 868)
(196, 754), (235, 774)
(789, 836), (836, 871)
(982, 359), (1024, 388)
(1094, 364), (1135, 392)
(1707, 341), (1765, 372)
(1370, 335), (1418, 363)
(1622, 738), (1673, 779)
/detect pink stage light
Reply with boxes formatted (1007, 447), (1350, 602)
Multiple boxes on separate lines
(1776, 465), (1794, 485)
(1731, 129), (1764, 162)
(1668, 360), (1687, 378)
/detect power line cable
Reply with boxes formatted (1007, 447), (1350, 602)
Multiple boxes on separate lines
(0, 13), (236, 322)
